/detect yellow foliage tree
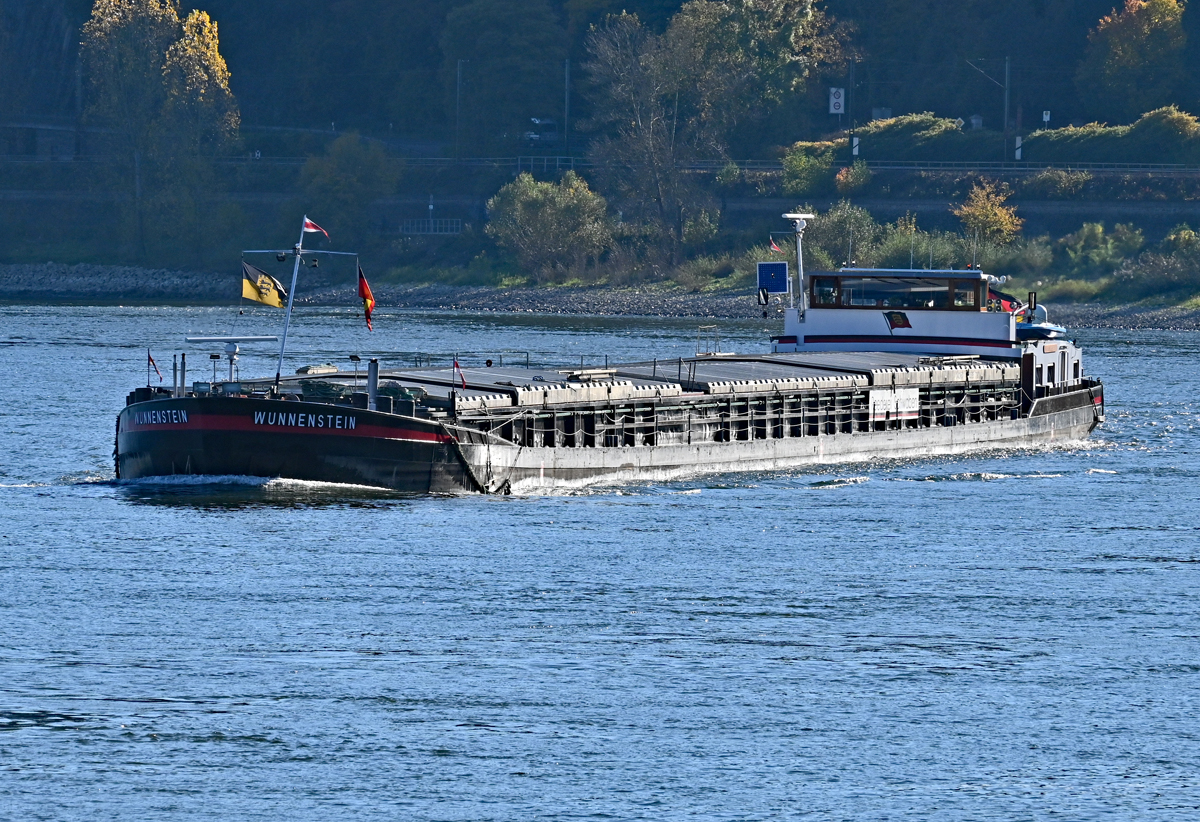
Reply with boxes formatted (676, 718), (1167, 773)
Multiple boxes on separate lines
(952, 181), (1023, 245)
(162, 10), (239, 151)
(81, 0), (239, 153)
(1075, 0), (1187, 123)
(81, 1), (241, 260)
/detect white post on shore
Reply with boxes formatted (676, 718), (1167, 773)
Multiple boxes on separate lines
(274, 216), (310, 390)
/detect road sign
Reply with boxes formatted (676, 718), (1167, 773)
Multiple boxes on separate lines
(829, 88), (845, 114)
(758, 261), (789, 294)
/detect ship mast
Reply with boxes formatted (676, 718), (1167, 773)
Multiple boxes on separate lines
(274, 216), (310, 390)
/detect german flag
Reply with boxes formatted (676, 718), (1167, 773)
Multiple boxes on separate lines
(241, 262), (288, 308)
(358, 265), (375, 331)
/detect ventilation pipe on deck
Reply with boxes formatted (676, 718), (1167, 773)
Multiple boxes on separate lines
(367, 358), (379, 411)
(179, 353), (186, 397)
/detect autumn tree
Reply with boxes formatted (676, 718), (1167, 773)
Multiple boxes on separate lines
(486, 171), (613, 280)
(585, 2), (843, 264)
(80, 0), (240, 260)
(1075, 0), (1187, 123)
(161, 10), (239, 151)
(81, 0), (181, 153)
(952, 180), (1023, 245)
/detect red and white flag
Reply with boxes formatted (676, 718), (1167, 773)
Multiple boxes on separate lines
(770, 237), (783, 253)
(302, 217), (328, 238)
(453, 357), (467, 389)
(147, 349), (162, 382)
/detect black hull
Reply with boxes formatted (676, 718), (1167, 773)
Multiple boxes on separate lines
(117, 397), (475, 494)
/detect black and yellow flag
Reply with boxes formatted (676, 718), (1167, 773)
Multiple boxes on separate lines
(241, 262), (288, 308)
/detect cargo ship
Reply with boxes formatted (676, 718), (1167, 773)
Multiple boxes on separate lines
(115, 215), (1104, 494)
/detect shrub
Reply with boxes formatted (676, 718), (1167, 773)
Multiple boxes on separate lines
(835, 160), (872, 194)
(1108, 247), (1200, 300)
(1161, 222), (1199, 252)
(952, 180), (1023, 245)
(782, 148), (834, 196)
(1056, 222), (1144, 278)
(804, 200), (883, 267)
(485, 171), (612, 282)
(1021, 168), (1092, 199)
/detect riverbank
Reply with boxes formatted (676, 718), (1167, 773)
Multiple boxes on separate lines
(4, 262), (1200, 329)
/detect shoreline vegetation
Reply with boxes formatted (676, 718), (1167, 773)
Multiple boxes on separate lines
(4, 262), (1200, 330)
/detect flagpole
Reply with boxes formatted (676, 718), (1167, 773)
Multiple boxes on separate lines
(274, 216), (308, 391)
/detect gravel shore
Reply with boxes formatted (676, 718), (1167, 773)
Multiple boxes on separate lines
(3, 262), (1199, 329)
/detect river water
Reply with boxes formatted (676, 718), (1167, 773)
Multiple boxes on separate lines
(1, 305), (1198, 820)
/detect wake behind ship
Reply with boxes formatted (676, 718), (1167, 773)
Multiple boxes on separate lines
(116, 215), (1105, 494)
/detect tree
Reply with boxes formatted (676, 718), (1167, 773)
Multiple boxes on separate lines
(585, 4), (842, 263)
(584, 13), (705, 263)
(80, 0), (240, 259)
(1075, 0), (1187, 123)
(80, 0), (181, 153)
(486, 171), (613, 280)
(952, 180), (1023, 245)
(440, 0), (567, 152)
(301, 134), (401, 248)
(161, 10), (239, 152)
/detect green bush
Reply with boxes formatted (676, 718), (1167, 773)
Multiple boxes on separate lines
(1056, 222), (1144, 278)
(1107, 247), (1200, 300)
(1025, 107), (1200, 164)
(1020, 168), (1092, 199)
(782, 148), (834, 196)
(852, 113), (1003, 161)
(835, 160), (872, 194)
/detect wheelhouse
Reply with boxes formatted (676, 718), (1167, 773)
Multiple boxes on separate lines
(810, 271), (988, 312)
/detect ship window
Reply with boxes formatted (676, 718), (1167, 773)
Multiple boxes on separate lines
(812, 277), (839, 306)
(1074, 360), (1080, 379)
(1035, 365), (1043, 385)
(1047, 363), (1056, 384)
(837, 277), (952, 309)
(952, 280), (979, 308)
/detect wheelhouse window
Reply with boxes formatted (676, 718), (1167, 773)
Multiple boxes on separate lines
(812, 276), (839, 306)
(810, 276), (983, 311)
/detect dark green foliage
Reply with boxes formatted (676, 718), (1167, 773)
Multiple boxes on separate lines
(299, 133), (401, 249)
(1025, 107), (1200, 164)
(440, 0), (568, 153)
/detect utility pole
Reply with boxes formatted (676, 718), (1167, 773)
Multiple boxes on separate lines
(1004, 56), (1011, 162)
(455, 59), (466, 159)
(564, 59), (570, 155)
(848, 60), (856, 161)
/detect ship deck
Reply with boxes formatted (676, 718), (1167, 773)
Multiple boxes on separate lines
(238, 351), (1006, 405)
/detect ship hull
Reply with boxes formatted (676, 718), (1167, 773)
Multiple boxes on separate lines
(117, 387), (1102, 494)
(117, 397), (476, 493)
(468, 391), (1099, 492)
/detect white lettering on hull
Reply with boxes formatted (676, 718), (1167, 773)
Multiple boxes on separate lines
(133, 409), (188, 425)
(253, 411), (357, 430)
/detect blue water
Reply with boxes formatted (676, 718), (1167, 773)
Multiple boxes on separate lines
(2, 305), (1199, 820)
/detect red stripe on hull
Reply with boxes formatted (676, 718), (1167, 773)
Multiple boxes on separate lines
(124, 414), (449, 442)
